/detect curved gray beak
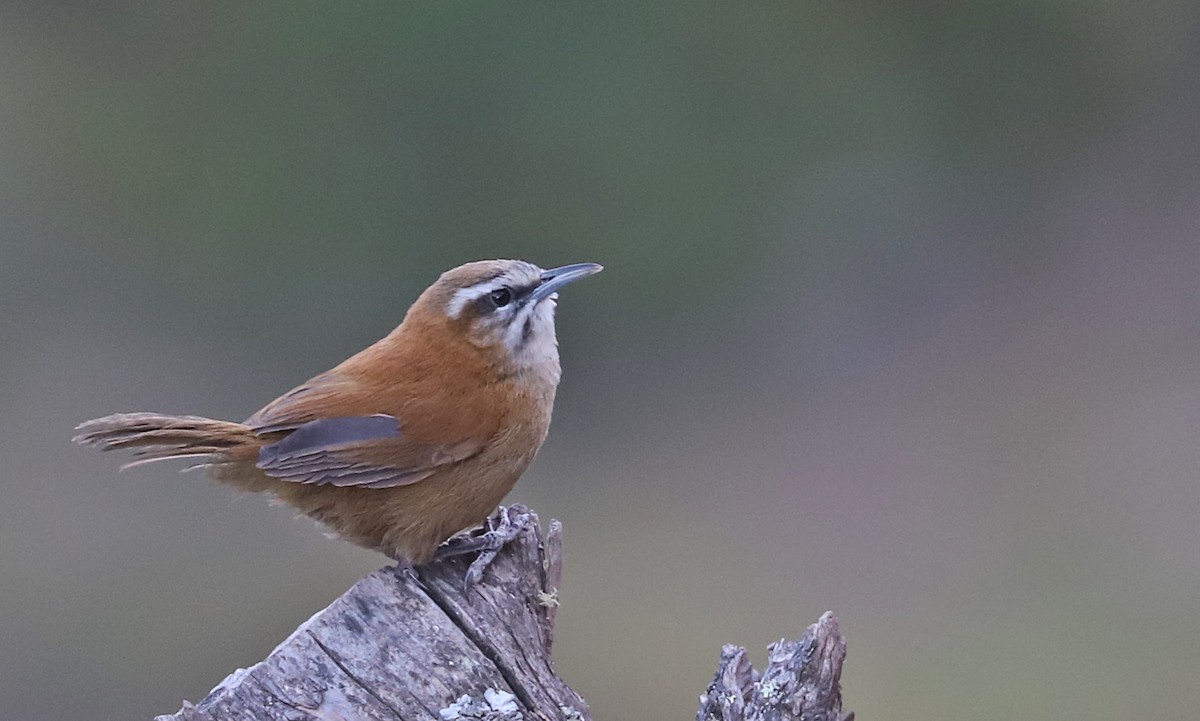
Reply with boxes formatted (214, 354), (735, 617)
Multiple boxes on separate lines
(530, 262), (603, 303)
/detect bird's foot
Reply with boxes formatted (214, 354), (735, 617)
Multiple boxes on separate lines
(435, 505), (530, 587)
(388, 554), (419, 581)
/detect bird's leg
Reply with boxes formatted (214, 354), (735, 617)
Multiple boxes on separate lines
(387, 552), (419, 581)
(435, 505), (530, 587)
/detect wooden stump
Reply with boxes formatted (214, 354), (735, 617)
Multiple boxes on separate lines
(696, 613), (852, 721)
(153, 506), (851, 721)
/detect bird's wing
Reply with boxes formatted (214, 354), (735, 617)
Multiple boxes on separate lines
(244, 371), (357, 433)
(254, 415), (485, 489)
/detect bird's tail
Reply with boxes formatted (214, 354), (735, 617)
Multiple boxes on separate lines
(73, 413), (261, 469)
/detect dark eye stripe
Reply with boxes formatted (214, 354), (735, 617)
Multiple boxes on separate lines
(512, 283), (538, 302)
(467, 278), (540, 316)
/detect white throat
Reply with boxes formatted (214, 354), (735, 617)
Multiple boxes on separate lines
(502, 296), (562, 384)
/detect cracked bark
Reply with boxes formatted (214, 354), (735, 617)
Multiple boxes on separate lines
(696, 613), (852, 721)
(153, 506), (851, 721)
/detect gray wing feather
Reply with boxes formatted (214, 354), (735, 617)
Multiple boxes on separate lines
(256, 415), (435, 488)
(259, 415), (399, 458)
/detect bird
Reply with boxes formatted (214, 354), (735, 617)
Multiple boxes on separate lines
(74, 259), (602, 575)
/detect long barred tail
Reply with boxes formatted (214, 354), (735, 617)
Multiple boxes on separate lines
(73, 413), (261, 468)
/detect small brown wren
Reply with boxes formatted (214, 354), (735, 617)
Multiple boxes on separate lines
(75, 259), (601, 572)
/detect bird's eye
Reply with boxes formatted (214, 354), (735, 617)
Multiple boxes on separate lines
(489, 288), (513, 308)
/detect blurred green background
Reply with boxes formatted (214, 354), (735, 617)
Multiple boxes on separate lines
(3, 3), (1200, 719)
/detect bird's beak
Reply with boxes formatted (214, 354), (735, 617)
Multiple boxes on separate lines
(530, 262), (603, 303)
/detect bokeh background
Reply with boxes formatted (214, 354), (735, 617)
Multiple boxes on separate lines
(3, 3), (1200, 719)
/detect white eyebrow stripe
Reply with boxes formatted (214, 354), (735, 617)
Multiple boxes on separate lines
(445, 272), (518, 319)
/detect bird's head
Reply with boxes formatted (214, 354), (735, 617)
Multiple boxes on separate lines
(405, 259), (602, 379)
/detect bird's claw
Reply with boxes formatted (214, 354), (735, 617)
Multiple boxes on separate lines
(387, 555), (421, 585)
(435, 505), (530, 587)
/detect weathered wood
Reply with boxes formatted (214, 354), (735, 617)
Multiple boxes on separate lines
(697, 612), (851, 721)
(156, 505), (587, 721)
(153, 505), (852, 721)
